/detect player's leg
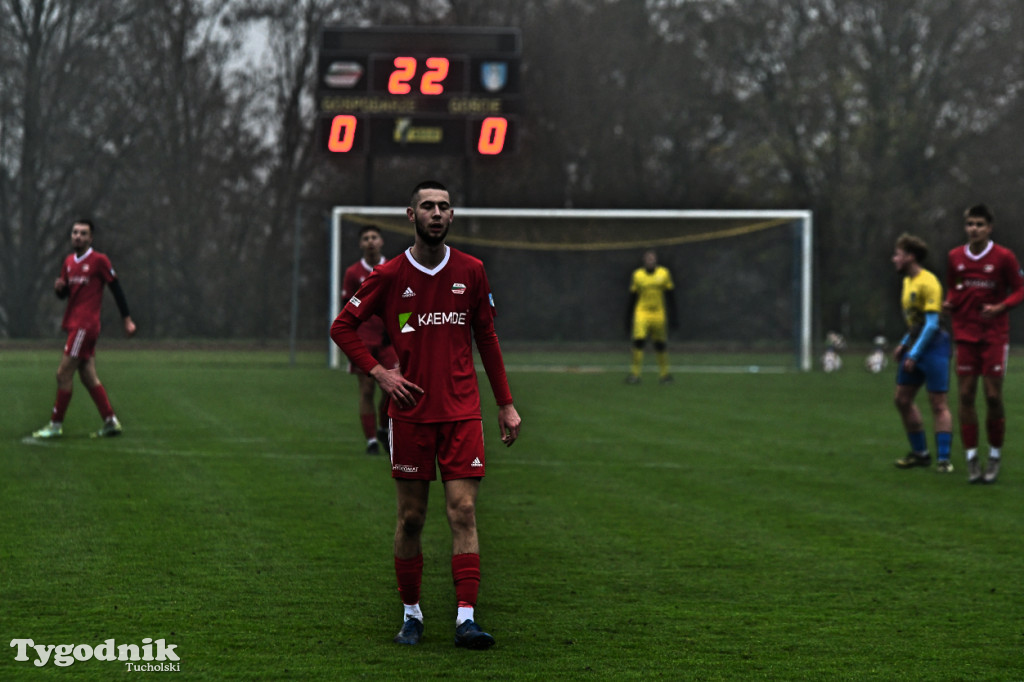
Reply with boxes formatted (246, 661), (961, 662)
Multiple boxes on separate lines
(79, 355), (122, 437)
(357, 373), (380, 453)
(922, 346), (953, 472)
(439, 420), (493, 649)
(651, 316), (671, 383)
(444, 477), (493, 649)
(894, 382), (931, 468)
(927, 390), (954, 472)
(32, 334), (82, 438)
(628, 314), (648, 383)
(956, 342), (982, 470)
(982, 373), (1005, 483)
(393, 478), (430, 644)
(376, 347), (399, 453)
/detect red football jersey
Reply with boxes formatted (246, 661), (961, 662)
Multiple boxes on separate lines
(332, 246), (512, 423)
(946, 241), (1024, 343)
(342, 257), (388, 346)
(59, 248), (118, 333)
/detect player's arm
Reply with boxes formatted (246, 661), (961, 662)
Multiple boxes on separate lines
(54, 272), (69, 299)
(108, 279), (137, 336)
(1000, 253), (1024, 310)
(472, 297), (520, 447)
(942, 253), (957, 314)
(906, 311), (940, 363)
(664, 289), (677, 330)
(626, 292), (637, 334)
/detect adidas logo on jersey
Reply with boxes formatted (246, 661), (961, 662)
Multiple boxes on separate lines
(402, 287), (416, 298)
(471, 457), (483, 468)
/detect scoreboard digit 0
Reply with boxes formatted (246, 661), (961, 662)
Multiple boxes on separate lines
(317, 26), (521, 157)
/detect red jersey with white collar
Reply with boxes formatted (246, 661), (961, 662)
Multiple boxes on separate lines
(59, 248), (118, 333)
(342, 257), (388, 347)
(946, 241), (1024, 343)
(332, 245), (513, 423)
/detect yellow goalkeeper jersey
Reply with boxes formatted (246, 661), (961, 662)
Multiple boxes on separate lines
(631, 266), (674, 314)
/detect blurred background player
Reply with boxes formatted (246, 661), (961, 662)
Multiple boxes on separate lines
(341, 224), (399, 455)
(890, 233), (954, 472)
(943, 204), (1024, 483)
(626, 249), (676, 384)
(32, 219), (137, 439)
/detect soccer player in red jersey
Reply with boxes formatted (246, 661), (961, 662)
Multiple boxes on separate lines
(32, 219), (137, 439)
(341, 225), (399, 455)
(943, 205), (1024, 483)
(331, 181), (521, 649)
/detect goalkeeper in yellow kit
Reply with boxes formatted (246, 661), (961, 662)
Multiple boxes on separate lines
(627, 249), (676, 384)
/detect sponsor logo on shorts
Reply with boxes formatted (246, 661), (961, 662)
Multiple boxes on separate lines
(471, 457), (483, 468)
(393, 464), (419, 473)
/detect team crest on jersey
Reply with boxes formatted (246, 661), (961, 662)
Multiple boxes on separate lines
(452, 283), (466, 295)
(984, 264), (994, 272)
(83, 264), (90, 272)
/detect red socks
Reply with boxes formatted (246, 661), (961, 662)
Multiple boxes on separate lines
(396, 553), (481, 611)
(960, 420), (979, 450)
(987, 417), (1005, 449)
(360, 413), (376, 440)
(87, 384), (114, 420)
(395, 554), (423, 606)
(52, 389), (73, 423)
(451, 553), (481, 608)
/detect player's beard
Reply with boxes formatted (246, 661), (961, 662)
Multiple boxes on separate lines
(415, 216), (449, 246)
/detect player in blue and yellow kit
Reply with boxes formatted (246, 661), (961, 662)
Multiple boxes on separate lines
(627, 250), (676, 384)
(891, 233), (954, 472)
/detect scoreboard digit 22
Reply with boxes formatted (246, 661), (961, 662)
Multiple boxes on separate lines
(317, 26), (521, 157)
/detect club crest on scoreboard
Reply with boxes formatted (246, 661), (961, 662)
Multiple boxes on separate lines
(480, 62), (508, 92)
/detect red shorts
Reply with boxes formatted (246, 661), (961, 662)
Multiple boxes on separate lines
(389, 419), (486, 481)
(348, 344), (399, 375)
(955, 340), (1009, 377)
(63, 328), (98, 360)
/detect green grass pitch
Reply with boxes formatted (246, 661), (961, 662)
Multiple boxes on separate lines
(2, 348), (1023, 680)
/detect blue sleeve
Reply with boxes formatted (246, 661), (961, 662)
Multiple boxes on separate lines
(908, 312), (939, 361)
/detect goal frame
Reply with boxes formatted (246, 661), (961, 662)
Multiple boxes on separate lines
(329, 207), (813, 371)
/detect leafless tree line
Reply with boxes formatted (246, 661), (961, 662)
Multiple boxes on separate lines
(2, 0), (1023, 342)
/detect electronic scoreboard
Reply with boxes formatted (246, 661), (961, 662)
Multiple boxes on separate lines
(317, 26), (521, 156)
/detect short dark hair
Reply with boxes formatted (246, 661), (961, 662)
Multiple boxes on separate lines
(359, 224), (382, 237)
(964, 204), (994, 224)
(73, 218), (95, 234)
(410, 180), (449, 206)
(895, 232), (928, 263)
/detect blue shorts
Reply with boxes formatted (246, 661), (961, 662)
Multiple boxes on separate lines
(896, 330), (951, 393)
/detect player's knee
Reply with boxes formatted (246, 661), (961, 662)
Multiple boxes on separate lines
(654, 341), (667, 352)
(397, 508), (426, 538)
(446, 498), (477, 530)
(632, 339), (645, 350)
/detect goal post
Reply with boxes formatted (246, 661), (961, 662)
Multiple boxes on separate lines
(329, 207), (813, 371)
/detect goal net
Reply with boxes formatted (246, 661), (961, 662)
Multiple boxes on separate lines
(329, 208), (813, 371)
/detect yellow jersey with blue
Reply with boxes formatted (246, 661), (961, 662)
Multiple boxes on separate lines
(631, 266), (674, 316)
(901, 268), (942, 337)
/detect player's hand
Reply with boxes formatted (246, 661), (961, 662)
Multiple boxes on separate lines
(371, 365), (424, 408)
(123, 316), (137, 337)
(497, 404), (521, 447)
(53, 278), (67, 295)
(980, 303), (1005, 319)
